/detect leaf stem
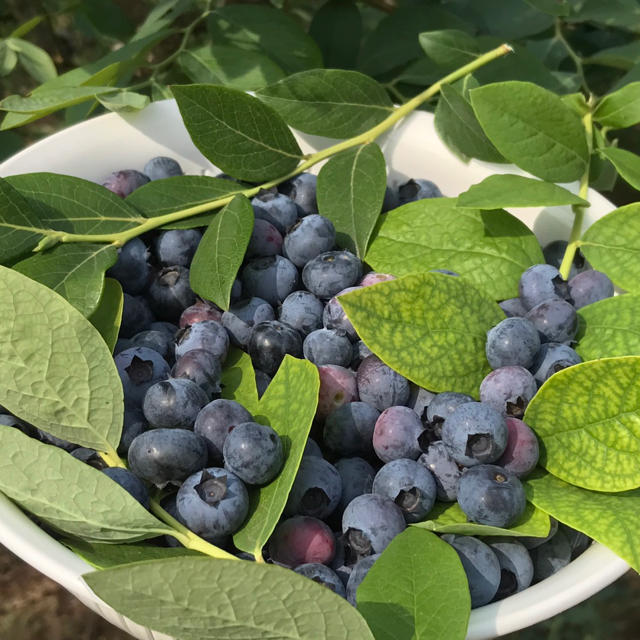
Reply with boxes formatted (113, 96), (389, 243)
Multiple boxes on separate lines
(554, 19), (593, 98)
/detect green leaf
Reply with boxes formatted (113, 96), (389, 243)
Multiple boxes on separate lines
(0, 130), (23, 161)
(412, 500), (551, 538)
(172, 84), (302, 183)
(365, 198), (544, 301)
(434, 84), (505, 163)
(233, 356), (319, 557)
(469, 81), (588, 182)
(76, 0), (134, 41)
(581, 203), (640, 291)
(525, 469), (640, 572)
(0, 41), (18, 76)
(257, 70), (393, 139)
(566, 0), (640, 33)
(0, 266), (123, 451)
(89, 277), (123, 353)
(316, 144), (386, 258)
(220, 347), (260, 414)
(189, 195), (254, 311)
(524, 356), (640, 491)
(0, 86), (117, 113)
(477, 0), (554, 38)
(85, 555), (373, 640)
(339, 273), (504, 396)
(97, 90), (149, 112)
(0, 427), (170, 542)
(9, 38), (57, 83)
(178, 45), (284, 91)
(598, 146), (640, 190)
(457, 175), (590, 209)
(309, 0), (362, 69)
(9, 15), (45, 39)
(419, 29), (479, 69)
(12, 243), (117, 317)
(586, 41), (640, 70)
(207, 5), (322, 74)
(134, 0), (195, 40)
(594, 82), (640, 129)
(576, 295), (640, 360)
(524, 0), (569, 15)
(357, 528), (470, 640)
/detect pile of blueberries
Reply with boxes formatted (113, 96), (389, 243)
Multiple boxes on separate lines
(2, 155), (607, 609)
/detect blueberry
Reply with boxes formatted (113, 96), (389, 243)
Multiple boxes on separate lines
(0, 414), (38, 438)
(115, 346), (171, 410)
(568, 270), (614, 309)
(542, 240), (589, 279)
(422, 390), (474, 443)
(335, 457), (376, 512)
(488, 538), (533, 599)
(520, 517), (558, 550)
(252, 191), (299, 234)
(345, 554), (381, 606)
(302, 251), (362, 300)
(530, 526), (572, 582)
(499, 297), (527, 318)
(283, 215), (336, 267)
(71, 447), (107, 469)
(322, 287), (360, 341)
(442, 534), (501, 608)
(529, 342), (581, 385)
(278, 290), (324, 336)
(118, 408), (147, 456)
(359, 272), (395, 287)
(496, 417), (540, 478)
(248, 320), (303, 376)
(131, 329), (174, 364)
(171, 349), (222, 397)
(279, 173), (318, 216)
(382, 185), (399, 212)
(147, 266), (196, 321)
(559, 523), (591, 559)
(38, 430), (77, 451)
(231, 278), (242, 302)
(142, 378), (208, 429)
(255, 369), (271, 398)
(179, 300), (223, 328)
(241, 255), (300, 306)
(342, 493), (405, 557)
(442, 402), (508, 467)
(323, 401), (379, 458)
(285, 456), (342, 520)
(317, 364), (359, 420)
(120, 294), (154, 338)
(357, 355), (410, 412)
(268, 516), (335, 568)
(128, 428), (208, 487)
(418, 441), (461, 502)
(430, 268), (459, 276)
(102, 467), (150, 509)
(397, 178), (442, 204)
(457, 464), (526, 527)
(247, 218), (283, 258)
(223, 421), (283, 485)
(177, 467), (249, 538)
(373, 406), (424, 462)
(486, 317), (541, 369)
(194, 399), (253, 465)
(294, 563), (346, 597)
(519, 264), (572, 310)
(175, 320), (230, 362)
(372, 458), (436, 523)
(525, 298), (577, 344)
(114, 338), (133, 355)
(107, 238), (150, 295)
(149, 321), (179, 339)
(144, 156), (183, 181)
(350, 340), (373, 369)
(154, 229), (201, 268)
(407, 385), (436, 423)
(102, 169), (149, 197)
(221, 297), (275, 348)
(304, 437), (323, 458)
(479, 366), (537, 418)
(303, 328), (352, 367)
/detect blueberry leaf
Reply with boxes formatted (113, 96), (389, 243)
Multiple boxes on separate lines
(469, 81), (589, 182)
(84, 555), (373, 639)
(89, 277), (123, 353)
(256, 70), (393, 139)
(309, 0), (362, 69)
(339, 273), (504, 396)
(0, 86), (116, 113)
(233, 356), (319, 558)
(412, 500), (551, 538)
(525, 468), (640, 571)
(524, 356), (640, 491)
(598, 147), (640, 190)
(419, 29), (479, 69)
(189, 194), (254, 311)
(0, 266), (123, 451)
(456, 174), (590, 209)
(220, 347), (260, 415)
(172, 84), (303, 182)
(11, 38), (57, 83)
(357, 528), (470, 640)
(0, 427), (171, 542)
(96, 90), (149, 112)
(593, 82), (640, 128)
(524, 0), (569, 16)
(317, 143), (387, 258)
(365, 198), (544, 300)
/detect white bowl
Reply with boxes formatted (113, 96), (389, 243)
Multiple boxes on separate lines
(0, 99), (629, 640)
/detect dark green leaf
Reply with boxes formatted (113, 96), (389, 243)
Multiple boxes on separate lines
(97, 90), (149, 112)
(0, 86), (117, 113)
(134, 0), (195, 40)
(10, 38), (57, 83)
(594, 82), (640, 128)
(0, 41), (18, 76)
(478, 0), (555, 38)
(76, 0), (134, 40)
(0, 131), (23, 161)
(366, 198), (544, 300)
(599, 146), (640, 190)
(470, 81), (589, 182)
(172, 84), (302, 183)
(309, 0), (362, 69)
(419, 29), (479, 69)
(257, 69), (393, 139)
(0, 428), (169, 542)
(190, 195), (254, 311)
(561, 92), (590, 116)
(526, 37), (570, 70)
(339, 273), (504, 396)
(586, 41), (640, 70)
(524, 0), (570, 16)
(357, 528), (470, 640)
(0, 266), (124, 451)
(566, 0), (640, 33)
(89, 277), (123, 353)
(220, 347), (260, 414)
